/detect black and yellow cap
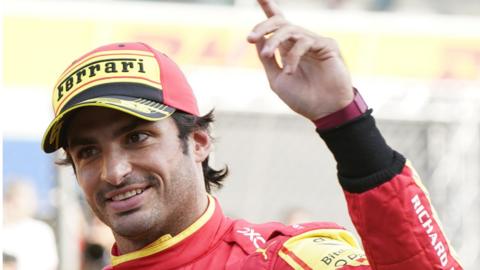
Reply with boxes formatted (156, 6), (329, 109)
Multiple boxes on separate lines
(42, 42), (199, 153)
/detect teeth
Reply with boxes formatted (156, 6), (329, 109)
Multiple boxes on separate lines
(112, 189), (143, 201)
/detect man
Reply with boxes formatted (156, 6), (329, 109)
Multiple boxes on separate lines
(42, 0), (463, 269)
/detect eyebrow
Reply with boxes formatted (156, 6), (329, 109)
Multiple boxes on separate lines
(113, 120), (145, 138)
(67, 119), (147, 149)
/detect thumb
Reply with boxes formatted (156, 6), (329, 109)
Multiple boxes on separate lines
(254, 36), (281, 84)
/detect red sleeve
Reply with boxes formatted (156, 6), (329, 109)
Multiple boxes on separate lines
(318, 105), (463, 270)
(344, 162), (463, 270)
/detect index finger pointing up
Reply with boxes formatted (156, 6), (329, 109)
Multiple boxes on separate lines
(257, 0), (284, 18)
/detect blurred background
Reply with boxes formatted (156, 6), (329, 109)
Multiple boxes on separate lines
(2, 0), (479, 269)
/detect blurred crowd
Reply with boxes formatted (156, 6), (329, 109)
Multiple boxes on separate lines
(2, 178), (114, 270)
(3, 179), (58, 270)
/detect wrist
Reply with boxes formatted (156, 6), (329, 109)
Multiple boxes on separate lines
(313, 89), (368, 132)
(317, 112), (401, 192)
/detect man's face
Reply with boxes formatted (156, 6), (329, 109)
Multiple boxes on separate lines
(65, 107), (208, 242)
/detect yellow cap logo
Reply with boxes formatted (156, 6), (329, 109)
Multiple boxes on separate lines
(52, 50), (163, 115)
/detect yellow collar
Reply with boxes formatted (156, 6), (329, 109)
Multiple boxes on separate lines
(111, 194), (216, 266)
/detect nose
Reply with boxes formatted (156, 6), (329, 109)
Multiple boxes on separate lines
(100, 148), (132, 185)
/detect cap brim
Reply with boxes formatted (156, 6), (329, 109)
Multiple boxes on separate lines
(42, 95), (175, 153)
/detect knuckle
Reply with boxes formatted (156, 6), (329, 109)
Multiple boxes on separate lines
(290, 39), (311, 54)
(272, 15), (288, 24)
(290, 47), (306, 57)
(288, 50), (302, 58)
(283, 25), (298, 34)
(291, 33), (301, 40)
(297, 35), (311, 44)
(284, 26), (312, 41)
(251, 21), (266, 33)
(266, 38), (280, 48)
(326, 37), (339, 49)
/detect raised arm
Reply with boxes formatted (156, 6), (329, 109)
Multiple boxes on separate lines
(249, 1), (463, 269)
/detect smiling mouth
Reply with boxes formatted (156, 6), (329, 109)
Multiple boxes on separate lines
(111, 188), (145, 201)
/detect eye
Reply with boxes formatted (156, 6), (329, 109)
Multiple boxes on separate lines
(77, 146), (99, 160)
(126, 132), (149, 144)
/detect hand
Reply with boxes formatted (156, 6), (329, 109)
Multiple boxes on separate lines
(247, 0), (354, 120)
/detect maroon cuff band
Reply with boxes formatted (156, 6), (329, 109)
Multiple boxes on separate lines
(313, 89), (368, 131)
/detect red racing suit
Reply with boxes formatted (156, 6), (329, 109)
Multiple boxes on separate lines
(105, 111), (463, 270)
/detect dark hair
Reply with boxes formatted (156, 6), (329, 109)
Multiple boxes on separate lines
(57, 109), (228, 193)
(171, 110), (228, 193)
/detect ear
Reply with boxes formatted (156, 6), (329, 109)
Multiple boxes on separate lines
(191, 130), (212, 163)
